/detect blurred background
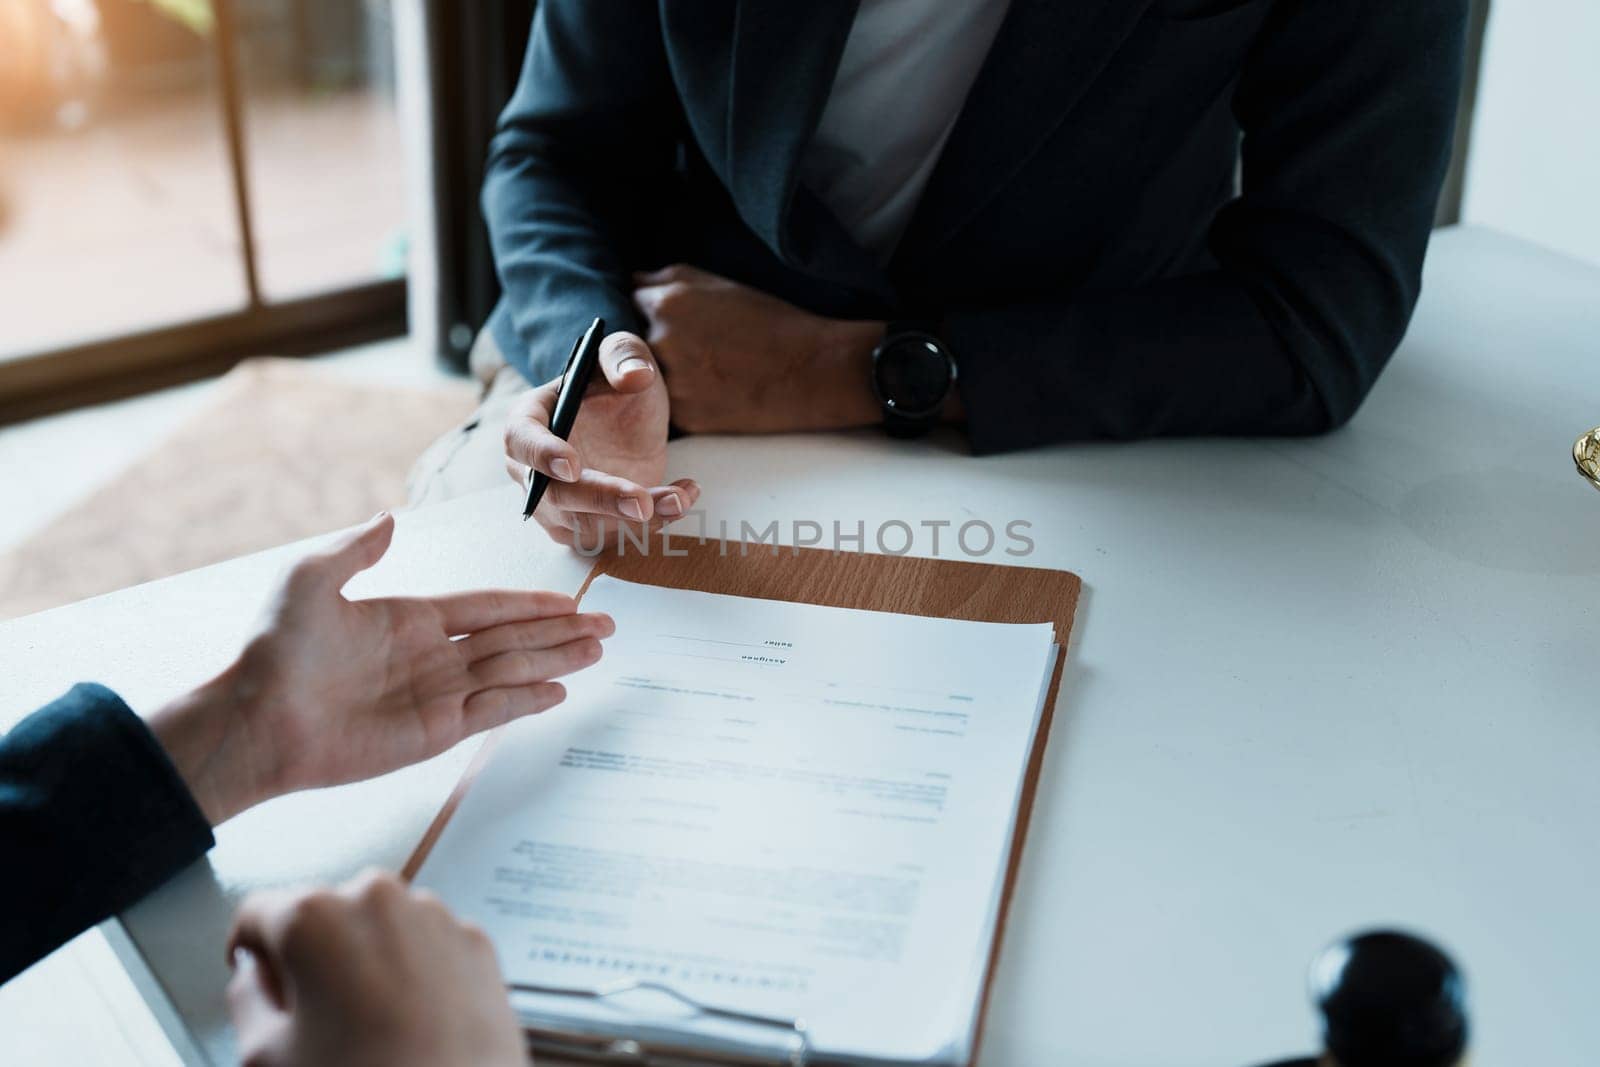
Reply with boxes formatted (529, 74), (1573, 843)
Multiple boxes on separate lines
(0, 0), (538, 409)
(0, 0), (407, 366)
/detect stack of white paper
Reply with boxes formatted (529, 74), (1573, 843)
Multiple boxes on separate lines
(415, 576), (1058, 1066)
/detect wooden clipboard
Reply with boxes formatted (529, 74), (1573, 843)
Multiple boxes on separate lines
(405, 539), (1081, 1065)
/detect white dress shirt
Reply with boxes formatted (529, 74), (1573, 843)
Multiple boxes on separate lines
(799, 0), (1012, 262)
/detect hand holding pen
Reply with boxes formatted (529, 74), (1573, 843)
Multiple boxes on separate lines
(504, 319), (701, 548)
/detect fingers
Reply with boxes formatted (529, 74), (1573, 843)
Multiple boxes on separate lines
(608, 479), (701, 526)
(534, 508), (577, 547)
(506, 452), (656, 523)
(425, 589), (577, 636)
(543, 479), (702, 552)
(631, 264), (704, 287)
(542, 469), (656, 523)
(338, 866), (411, 908)
(226, 946), (292, 1067)
(500, 332), (659, 486)
(295, 512), (395, 590)
(633, 267), (675, 287)
(632, 264), (711, 332)
(468, 637), (604, 691)
(229, 873), (521, 1066)
(226, 889), (306, 1010)
(457, 611), (614, 664)
(508, 472), (701, 552)
(506, 454), (530, 489)
(503, 385), (583, 485)
(531, 467), (699, 527)
(598, 331), (658, 394)
(652, 478), (700, 519)
(630, 282), (672, 327)
(462, 681), (568, 735)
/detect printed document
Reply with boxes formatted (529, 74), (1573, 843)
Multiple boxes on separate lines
(414, 576), (1058, 1064)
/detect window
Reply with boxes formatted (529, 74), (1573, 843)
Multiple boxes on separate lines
(0, 0), (407, 419)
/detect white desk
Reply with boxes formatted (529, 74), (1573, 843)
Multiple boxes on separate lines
(3, 227), (1596, 1066)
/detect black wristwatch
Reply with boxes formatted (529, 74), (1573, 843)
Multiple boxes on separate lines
(870, 322), (957, 438)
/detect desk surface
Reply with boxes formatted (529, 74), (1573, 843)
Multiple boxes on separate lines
(3, 227), (1596, 1066)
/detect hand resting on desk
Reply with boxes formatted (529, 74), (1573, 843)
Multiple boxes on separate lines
(630, 264), (894, 434)
(227, 870), (524, 1067)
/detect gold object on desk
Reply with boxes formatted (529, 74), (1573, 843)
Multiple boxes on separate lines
(1576, 428), (1600, 492)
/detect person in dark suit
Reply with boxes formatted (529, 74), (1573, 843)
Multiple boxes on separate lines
(405, 0), (1468, 545)
(1, 513), (612, 1065)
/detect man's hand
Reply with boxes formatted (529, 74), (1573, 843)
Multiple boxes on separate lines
(227, 871), (523, 1067)
(503, 331), (701, 548)
(632, 264), (886, 434)
(149, 512), (613, 823)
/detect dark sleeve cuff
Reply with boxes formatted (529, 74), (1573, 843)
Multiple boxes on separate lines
(943, 272), (1325, 455)
(0, 683), (215, 983)
(488, 285), (646, 388)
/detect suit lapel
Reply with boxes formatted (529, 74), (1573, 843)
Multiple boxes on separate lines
(724, 0), (860, 264)
(664, 0), (887, 295)
(893, 0), (1156, 268)
(670, 0), (1154, 297)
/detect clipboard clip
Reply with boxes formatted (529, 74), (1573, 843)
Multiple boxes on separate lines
(509, 978), (810, 1066)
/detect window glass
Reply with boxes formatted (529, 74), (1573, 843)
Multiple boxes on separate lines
(237, 0), (407, 300)
(0, 0), (249, 360)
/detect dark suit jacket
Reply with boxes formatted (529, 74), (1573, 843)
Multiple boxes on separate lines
(483, 0), (1466, 454)
(0, 685), (212, 983)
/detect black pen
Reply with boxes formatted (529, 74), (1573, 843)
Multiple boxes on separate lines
(523, 317), (605, 521)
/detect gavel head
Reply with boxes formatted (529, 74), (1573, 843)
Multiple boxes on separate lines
(1576, 427), (1600, 492)
(1310, 930), (1468, 1067)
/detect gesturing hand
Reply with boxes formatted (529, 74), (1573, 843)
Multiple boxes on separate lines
(151, 512), (613, 823)
(227, 871), (524, 1067)
(503, 330), (701, 548)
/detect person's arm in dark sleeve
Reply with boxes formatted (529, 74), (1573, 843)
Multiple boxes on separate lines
(947, 0), (1468, 454)
(0, 684), (213, 984)
(484, 0), (680, 385)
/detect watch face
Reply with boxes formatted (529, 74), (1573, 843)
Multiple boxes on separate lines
(874, 335), (953, 418)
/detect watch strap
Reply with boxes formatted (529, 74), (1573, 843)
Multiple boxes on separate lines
(883, 410), (931, 438)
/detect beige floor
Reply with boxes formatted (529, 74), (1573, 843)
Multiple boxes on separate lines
(0, 337), (457, 1065)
